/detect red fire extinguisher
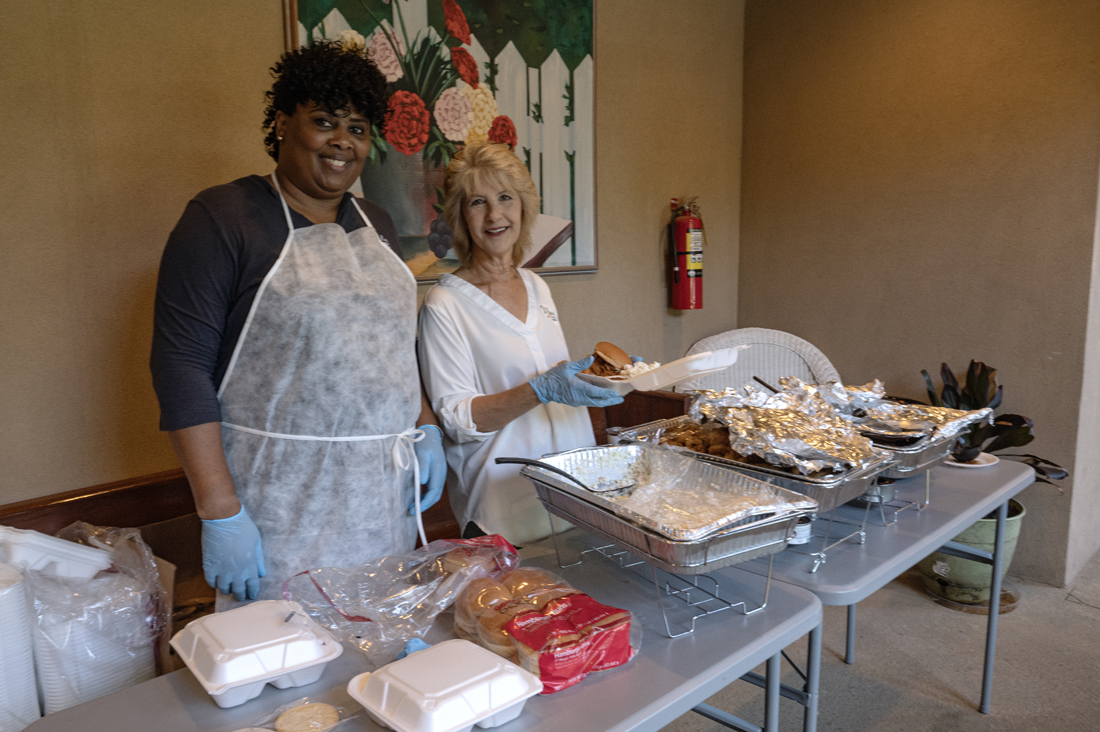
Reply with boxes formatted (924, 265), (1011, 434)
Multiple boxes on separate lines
(669, 197), (704, 310)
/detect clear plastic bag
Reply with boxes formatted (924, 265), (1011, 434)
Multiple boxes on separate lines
(454, 565), (641, 694)
(282, 535), (520, 665)
(244, 696), (357, 731)
(19, 522), (167, 714)
(0, 564), (40, 732)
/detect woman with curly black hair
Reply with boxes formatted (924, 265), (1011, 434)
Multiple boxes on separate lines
(151, 40), (446, 609)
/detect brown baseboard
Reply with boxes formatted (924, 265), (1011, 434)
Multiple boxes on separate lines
(0, 470), (195, 536)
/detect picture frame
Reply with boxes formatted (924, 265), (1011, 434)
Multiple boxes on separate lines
(284, 0), (596, 282)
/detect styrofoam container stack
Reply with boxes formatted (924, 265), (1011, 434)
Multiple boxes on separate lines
(347, 640), (543, 732)
(170, 600), (343, 708)
(0, 564), (40, 732)
(0, 526), (112, 579)
(34, 620), (156, 715)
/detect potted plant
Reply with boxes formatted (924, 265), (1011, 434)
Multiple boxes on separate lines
(920, 360), (1066, 479)
(916, 361), (1066, 607)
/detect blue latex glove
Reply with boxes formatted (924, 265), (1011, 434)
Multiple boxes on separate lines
(201, 505), (266, 602)
(396, 638), (432, 660)
(409, 424), (446, 514)
(529, 356), (624, 408)
(630, 355), (644, 364)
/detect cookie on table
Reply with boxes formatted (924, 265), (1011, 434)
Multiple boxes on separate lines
(274, 702), (340, 732)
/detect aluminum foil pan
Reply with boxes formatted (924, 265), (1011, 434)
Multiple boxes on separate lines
(689, 386), (888, 475)
(529, 445), (817, 542)
(860, 403), (992, 440)
(610, 416), (897, 512)
(525, 474), (804, 575)
(856, 420), (931, 447)
(876, 431), (959, 478)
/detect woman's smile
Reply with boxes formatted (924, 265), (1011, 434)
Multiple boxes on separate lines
(275, 102), (371, 204)
(464, 183), (522, 259)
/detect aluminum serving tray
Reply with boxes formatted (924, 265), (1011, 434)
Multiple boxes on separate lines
(874, 431), (957, 479)
(526, 473), (803, 575)
(519, 445), (815, 575)
(533, 445), (816, 540)
(609, 415), (896, 512)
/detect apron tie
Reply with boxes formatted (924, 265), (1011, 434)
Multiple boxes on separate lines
(221, 422), (430, 546)
(394, 427), (429, 547)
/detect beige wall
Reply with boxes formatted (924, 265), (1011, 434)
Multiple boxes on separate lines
(547, 1), (743, 363)
(0, 1), (284, 504)
(739, 0), (1100, 585)
(0, 1), (744, 505)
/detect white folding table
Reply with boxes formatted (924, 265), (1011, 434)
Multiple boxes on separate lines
(27, 533), (822, 732)
(738, 459), (1035, 714)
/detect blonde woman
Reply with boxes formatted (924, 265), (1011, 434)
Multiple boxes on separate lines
(417, 143), (621, 545)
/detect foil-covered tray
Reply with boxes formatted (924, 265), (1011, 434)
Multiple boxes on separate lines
(529, 445), (817, 542)
(875, 431), (958, 478)
(610, 416), (897, 512)
(521, 482), (806, 577)
(533, 482), (800, 575)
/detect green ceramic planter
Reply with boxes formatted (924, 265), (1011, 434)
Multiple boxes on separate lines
(917, 499), (1025, 605)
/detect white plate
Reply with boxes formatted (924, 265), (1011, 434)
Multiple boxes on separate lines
(577, 346), (748, 395)
(945, 453), (999, 469)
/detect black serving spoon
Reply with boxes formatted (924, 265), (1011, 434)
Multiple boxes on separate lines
(495, 457), (636, 495)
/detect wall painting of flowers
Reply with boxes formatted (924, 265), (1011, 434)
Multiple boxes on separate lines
(286, 0), (595, 281)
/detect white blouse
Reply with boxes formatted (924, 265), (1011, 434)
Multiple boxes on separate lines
(417, 270), (593, 545)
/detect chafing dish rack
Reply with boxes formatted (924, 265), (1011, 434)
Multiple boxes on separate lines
(507, 445), (817, 636)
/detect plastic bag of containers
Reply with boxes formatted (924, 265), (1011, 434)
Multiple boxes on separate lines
(20, 522), (167, 714)
(283, 535), (520, 665)
(454, 566), (640, 693)
(0, 563), (40, 732)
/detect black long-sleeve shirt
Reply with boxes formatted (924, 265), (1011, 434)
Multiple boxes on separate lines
(150, 175), (401, 431)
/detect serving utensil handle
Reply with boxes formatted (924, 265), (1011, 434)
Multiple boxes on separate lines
(494, 457), (593, 491)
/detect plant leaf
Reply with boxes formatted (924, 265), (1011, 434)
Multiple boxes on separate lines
(971, 361), (993, 409)
(988, 385), (1003, 411)
(984, 426), (1034, 453)
(941, 383), (960, 409)
(941, 363), (960, 394)
(1000, 453), (1069, 483)
(921, 370), (941, 407)
(953, 445), (982, 463)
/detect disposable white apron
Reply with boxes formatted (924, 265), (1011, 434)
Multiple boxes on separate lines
(215, 176), (420, 609)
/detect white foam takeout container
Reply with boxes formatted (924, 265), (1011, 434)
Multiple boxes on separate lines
(170, 600), (342, 708)
(577, 347), (747, 395)
(0, 525), (113, 579)
(347, 639), (542, 732)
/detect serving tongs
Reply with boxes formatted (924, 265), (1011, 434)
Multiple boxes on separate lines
(495, 457), (637, 497)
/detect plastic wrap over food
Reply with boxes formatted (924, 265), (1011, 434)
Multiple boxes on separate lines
(282, 536), (519, 666)
(534, 445), (816, 540)
(454, 566), (640, 693)
(689, 388), (885, 475)
(863, 403), (992, 439)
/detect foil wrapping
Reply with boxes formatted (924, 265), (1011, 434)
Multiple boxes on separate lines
(862, 403), (992, 439)
(787, 377), (992, 439)
(816, 379), (887, 414)
(690, 386), (886, 476)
